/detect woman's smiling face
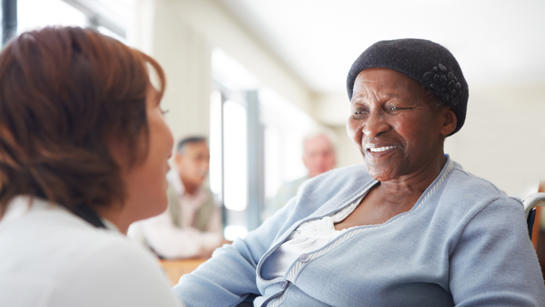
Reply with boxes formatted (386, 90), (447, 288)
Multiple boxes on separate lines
(347, 68), (456, 182)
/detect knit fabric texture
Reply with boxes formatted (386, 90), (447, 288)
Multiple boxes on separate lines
(346, 39), (468, 135)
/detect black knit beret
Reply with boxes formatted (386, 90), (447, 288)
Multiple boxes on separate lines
(346, 38), (468, 135)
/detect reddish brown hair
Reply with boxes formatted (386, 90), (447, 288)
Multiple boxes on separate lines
(0, 26), (166, 216)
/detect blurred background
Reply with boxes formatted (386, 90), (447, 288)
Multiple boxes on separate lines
(2, 0), (545, 240)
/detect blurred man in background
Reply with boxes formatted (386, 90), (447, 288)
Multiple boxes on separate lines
(264, 131), (336, 219)
(129, 136), (224, 259)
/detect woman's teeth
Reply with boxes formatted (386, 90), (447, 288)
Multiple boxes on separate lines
(368, 146), (396, 153)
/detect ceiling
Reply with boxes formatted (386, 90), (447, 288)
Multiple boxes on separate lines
(215, 0), (545, 95)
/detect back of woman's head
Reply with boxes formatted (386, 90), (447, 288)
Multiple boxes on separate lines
(0, 26), (165, 216)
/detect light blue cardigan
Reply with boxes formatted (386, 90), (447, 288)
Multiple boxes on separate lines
(174, 158), (545, 306)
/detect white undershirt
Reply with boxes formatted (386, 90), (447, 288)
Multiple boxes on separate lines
(261, 197), (362, 279)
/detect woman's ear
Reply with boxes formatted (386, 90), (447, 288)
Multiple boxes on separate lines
(440, 108), (457, 137)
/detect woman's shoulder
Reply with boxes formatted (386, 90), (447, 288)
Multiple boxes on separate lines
(434, 160), (523, 218)
(447, 161), (515, 201)
(0, 198), (158, 276)
(0, 198), (181, 307)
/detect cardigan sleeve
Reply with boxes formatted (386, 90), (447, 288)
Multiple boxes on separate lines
(449, 197), (545, 306)
(173, 197), (298, 307)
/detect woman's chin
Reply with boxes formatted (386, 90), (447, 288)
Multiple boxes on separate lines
(367, 168), (396, 182)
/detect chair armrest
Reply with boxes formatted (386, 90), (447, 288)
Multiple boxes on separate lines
(523, 192), (545, 217)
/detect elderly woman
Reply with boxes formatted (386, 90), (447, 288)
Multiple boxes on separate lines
(0, 27), (181, 307)
(174, 39), (545, 306)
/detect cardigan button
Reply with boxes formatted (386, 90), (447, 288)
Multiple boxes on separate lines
(299, 255), (310, 263)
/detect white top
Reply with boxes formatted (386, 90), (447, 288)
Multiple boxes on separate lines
(261, 198), (361, 279)
(0, 196), (183, 307)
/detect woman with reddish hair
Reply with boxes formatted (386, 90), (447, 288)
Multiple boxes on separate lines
(0, 27), (181, 307)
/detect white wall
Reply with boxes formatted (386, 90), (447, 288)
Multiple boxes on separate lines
(445, 85), (545, 197)
(328, 125), (361, 167)
(165, 0), (311, 115)
(314, 92), (351, 127)
(153, 1), (213, 139)
(130, 0), (212, 140)
(131, 0), (313, 143)
(311, 92), (361, 167)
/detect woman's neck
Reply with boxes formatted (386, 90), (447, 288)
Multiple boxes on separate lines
(96, 205), (128, 234)
(378, 153), (447, 198)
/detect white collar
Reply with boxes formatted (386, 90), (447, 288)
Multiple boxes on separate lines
(101, 218), (121, 233)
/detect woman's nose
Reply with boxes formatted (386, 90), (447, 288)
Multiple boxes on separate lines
(361, 110), (389, 138)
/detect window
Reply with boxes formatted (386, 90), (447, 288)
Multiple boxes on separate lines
(18, 0), (87, 33)
(210, 49), (316, 240)
(11, 0), (132, 43)
(210, 87), (251, 240)
(260, 89), (315, 200)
